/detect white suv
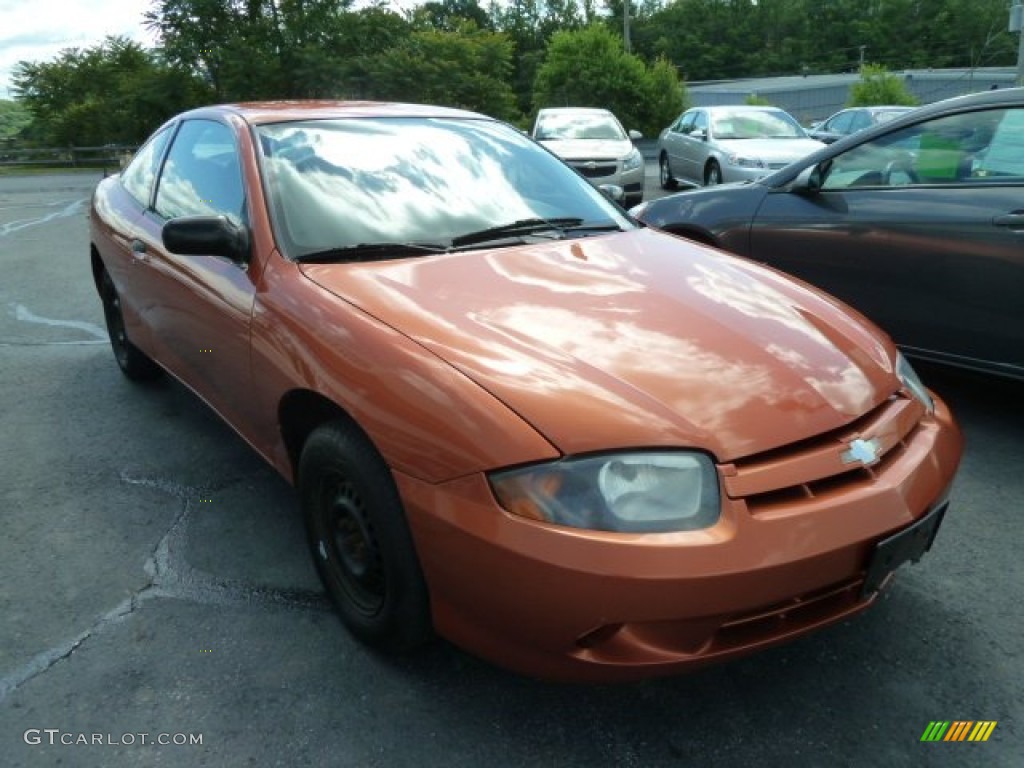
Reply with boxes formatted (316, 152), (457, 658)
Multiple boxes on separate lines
(531, 107), (645, 207)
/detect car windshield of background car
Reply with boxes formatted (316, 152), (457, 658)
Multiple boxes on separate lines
(712, 110), (804, 140)
(256, 117), (629, 260)
(537, 113), (626, 141)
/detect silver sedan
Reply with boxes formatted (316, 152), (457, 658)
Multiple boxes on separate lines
(658, 105), (824, 187)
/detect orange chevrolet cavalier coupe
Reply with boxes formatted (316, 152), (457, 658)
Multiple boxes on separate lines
(90, 102), (963, 681)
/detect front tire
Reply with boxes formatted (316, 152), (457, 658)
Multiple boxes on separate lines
(300, 421), (431, 652)
(704, 160), (723, 186)
(99, 269), (162, 381)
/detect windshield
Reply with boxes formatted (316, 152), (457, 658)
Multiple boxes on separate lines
(534, 112), (627, 141)
(710, 110), (806, 140)
(256, 117), (631, 260)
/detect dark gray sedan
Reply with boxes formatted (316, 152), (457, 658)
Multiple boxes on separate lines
(633, 87), (1024, 380)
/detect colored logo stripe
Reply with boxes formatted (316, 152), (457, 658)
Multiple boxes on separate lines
(946, 721), (973, 741)
(969, 722), (997, 742)
(921, 721), (949, 741)
(920, 721), (996, 742)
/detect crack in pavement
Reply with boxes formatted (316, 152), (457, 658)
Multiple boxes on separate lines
(0, 471), (329, 702)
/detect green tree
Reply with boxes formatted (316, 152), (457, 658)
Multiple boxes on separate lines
(413, 0), (492, 31)
(848, 64), (918, 106)
(644, 56), (688, 132)
(0, 99), (33, 141)
(532, 24), (682, 135)
(12, 36), (212, 146)
(362, 24), (519, 120)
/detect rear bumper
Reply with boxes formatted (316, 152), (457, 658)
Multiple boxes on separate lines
(398, 396), (962, 681)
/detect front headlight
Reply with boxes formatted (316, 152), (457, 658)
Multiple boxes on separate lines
(622, 148), (643, 172)
(726, 153), (765, 169)
(896, 352), (934, 414)
(489, 451), (720, 533)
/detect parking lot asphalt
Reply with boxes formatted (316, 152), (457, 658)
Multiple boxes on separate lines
(0, 167), (1021, 767)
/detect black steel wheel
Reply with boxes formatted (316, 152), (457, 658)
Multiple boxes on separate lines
(99, 269), (162, 381)
(300, 421), (431, 651)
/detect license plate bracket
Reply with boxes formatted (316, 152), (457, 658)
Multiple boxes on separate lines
(862, 501), (948, 597)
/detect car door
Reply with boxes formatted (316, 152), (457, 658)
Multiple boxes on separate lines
(101, 125), (174, 352)
(129, 117), (261, 426)
(662, 111), (694, 181)
(679, 110), (711, 184)
(749, 104), (1024, 374)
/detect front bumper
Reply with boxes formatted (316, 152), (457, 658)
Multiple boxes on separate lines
(397, 394), (962, 681)
(566, 158), (645, 200)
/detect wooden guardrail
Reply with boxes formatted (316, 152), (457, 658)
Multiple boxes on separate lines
(0, 144), (137, 172)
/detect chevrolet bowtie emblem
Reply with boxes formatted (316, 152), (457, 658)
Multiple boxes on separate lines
(841, 437), (882, 466)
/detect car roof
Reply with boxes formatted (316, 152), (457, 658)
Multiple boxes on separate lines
(698, 105), (788, 113)
(171, 100), (490, 126)
(537, 107), (614, 116)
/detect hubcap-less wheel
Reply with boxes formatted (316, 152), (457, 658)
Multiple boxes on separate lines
(319, 474), (385, 615)
(99, 269), (161, 380)
(100, 273), (130, 370)
(300, 422), (431, 651)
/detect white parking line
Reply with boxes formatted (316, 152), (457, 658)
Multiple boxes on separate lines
(0, 198), (86, 237)
(12, 302), (107, 340)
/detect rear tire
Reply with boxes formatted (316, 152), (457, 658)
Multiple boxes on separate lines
(300, 421), (432, 652)
(99, 269), (162, 381)
(659, 153), (677, 190)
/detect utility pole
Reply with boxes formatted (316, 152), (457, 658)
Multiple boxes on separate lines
(624, 1), (632, 54)
(1012, 3), (1024, 86)
(859, 45), (866, 69)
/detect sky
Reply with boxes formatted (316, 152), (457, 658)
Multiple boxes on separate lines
(0, 0), (160, 98)
(0, 0), (422, 100)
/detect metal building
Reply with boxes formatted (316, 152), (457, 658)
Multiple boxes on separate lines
(689, 68), (1018, 124)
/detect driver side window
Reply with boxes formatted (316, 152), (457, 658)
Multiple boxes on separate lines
(821, 109), (1009, 190)
(154, 119), (245, 224)
(121, 126), (172, 207)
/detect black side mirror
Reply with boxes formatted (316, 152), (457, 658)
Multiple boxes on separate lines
(162, 216), (250, 262)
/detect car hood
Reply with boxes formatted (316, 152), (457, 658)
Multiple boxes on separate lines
(301, 229), (897, 462)
(716, 137), (825, 162)
(539, 138), (633, 161)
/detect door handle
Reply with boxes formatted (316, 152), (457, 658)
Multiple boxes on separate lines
(130, 239), (148, 260)
(992, 212), (1024, 230)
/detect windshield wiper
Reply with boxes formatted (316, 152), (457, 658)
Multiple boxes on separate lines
(450, 217), (584, 248)
(294, 241), (448, 264)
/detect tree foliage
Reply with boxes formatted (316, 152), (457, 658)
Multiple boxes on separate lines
(848, 64), (918, 106)
(533, 24), (683, 135)
(0, 99), (33, 141)
(12, 36), (211, 146)
(7, 0), (1016, 145)
(630, 0), (1016, 82)
(362, 24), (519, 120)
